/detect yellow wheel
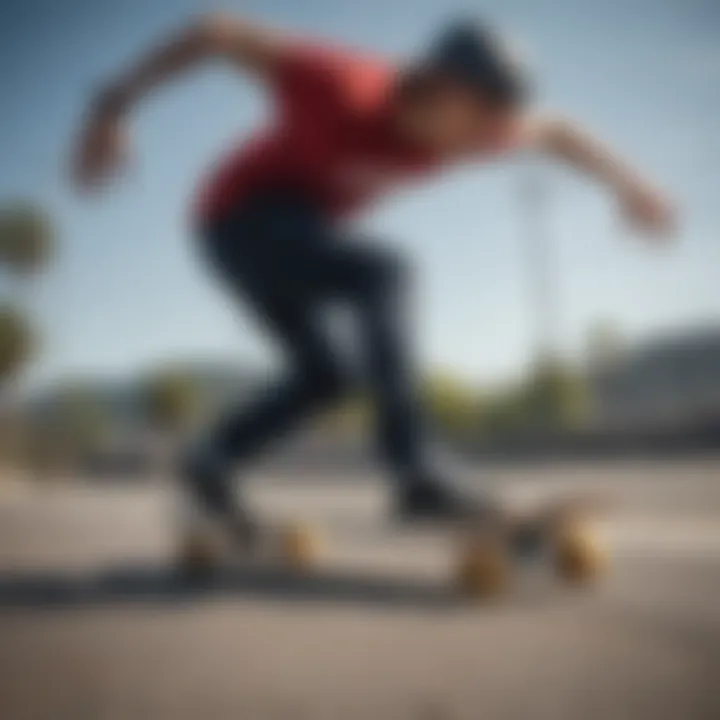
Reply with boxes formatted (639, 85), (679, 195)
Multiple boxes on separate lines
(455, 531), (513, 599)
(279, 521), (323, 569)
(554, 521), (608, 584)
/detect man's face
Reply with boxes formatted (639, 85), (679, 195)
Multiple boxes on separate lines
(400, 75), (520, 156)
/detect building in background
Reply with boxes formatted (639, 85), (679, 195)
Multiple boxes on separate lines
(591, 325), (720, 430)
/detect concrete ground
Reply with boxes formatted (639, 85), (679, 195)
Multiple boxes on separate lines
(0, 458), (719, 720)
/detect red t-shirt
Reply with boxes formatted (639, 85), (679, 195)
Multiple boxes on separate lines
(195, 43), (440, 223)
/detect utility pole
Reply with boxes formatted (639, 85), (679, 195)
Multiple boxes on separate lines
(520, 159), (558, 368)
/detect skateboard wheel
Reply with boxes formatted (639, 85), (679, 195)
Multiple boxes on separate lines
(279, 521), (322, 569)
(554, 522), (608, 584)
(455, 536), (512, 599)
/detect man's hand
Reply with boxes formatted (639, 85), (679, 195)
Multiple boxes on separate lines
(531, 115), (678, 244)
(617, 180), (676, 241)
(70, 13), (283, 194)
(73, 91), (129, 192)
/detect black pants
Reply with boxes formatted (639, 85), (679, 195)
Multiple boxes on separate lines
(196, 194), (436, 489)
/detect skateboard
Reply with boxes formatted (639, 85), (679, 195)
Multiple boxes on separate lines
(175, 496), (609, 600)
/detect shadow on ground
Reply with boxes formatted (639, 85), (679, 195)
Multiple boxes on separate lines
(0, 562), (573, 613)
(0, 563), (479, 612)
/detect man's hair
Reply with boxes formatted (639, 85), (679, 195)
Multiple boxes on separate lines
(416, 18), (533, 106)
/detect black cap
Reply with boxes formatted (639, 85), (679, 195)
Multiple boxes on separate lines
(423, 19), (533, 106)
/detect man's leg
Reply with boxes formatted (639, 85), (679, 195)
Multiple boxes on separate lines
(182, 296), (346, 524)
(348, 250), (433, 481)
(328, 242), (492, 519)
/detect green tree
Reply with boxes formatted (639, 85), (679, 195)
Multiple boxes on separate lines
(480, 390), (528, 437)
(0, 201), (55, 385)
(0, 306), (34, 387)
(422, 372), (480, 438)
(0, 201), (56, 477)
(0, 201), (53, 276)
(144, 369), (202, 433)
(518, 359), (593, 431)
(18, 385), (112, 478)
(56, 386), (111, 458)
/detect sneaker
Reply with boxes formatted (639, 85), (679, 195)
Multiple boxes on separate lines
(396, 480), (547, 563)
(394, 479), (496, 522)
(179, 445), (260, 552)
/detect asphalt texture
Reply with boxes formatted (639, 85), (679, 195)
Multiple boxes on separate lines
(0, 458), (719, 720)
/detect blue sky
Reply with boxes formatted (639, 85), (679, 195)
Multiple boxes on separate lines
(1, 0), (718, 387)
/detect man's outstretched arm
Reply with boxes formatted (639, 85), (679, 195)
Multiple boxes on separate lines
(526, 115), (677, 240)
(73, 14), (283, 190)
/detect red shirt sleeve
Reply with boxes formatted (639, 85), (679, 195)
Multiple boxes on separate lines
(271, 40), (390, 121)
(271, 42), (348, 115)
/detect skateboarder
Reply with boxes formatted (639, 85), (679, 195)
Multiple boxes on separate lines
(73, 14), (675, 544)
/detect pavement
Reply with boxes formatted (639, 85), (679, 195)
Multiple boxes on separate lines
(0, 458), (719, 720)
